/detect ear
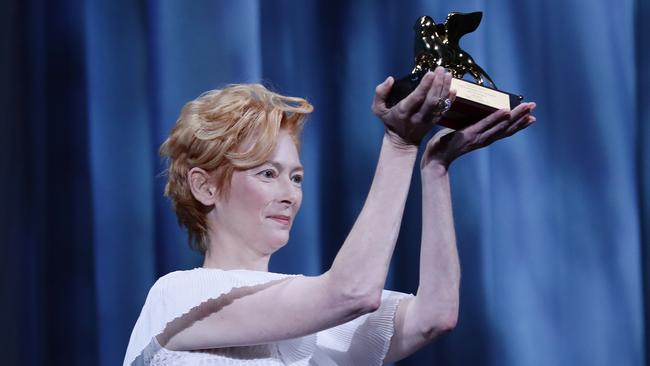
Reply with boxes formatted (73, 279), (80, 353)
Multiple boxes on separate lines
(187, 167), (217, 206)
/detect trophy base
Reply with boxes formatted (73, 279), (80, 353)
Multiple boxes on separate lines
(387, 74), (523, 130)
(441, 78), (523, 129)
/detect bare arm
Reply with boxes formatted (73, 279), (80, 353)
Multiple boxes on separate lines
(385, 102), (537, 363)
(161, 71), (447, 351)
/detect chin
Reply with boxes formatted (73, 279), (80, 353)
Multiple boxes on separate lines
(272, 237), (289, 250)
(267, 233), (290, 252)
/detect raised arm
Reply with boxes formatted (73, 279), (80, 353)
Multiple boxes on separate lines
(384, 102), (537, 363)
(327, 67), (456, 307)
(159, 69), (451, 352)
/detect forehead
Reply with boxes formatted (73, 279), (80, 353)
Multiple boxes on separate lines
(269, 130), (301, 165)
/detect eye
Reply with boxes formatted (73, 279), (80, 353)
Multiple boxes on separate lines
(258, 169), (277, 179)
(291, 174), (303, 185)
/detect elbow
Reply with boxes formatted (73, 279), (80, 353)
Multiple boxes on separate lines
(420, 308), (459, 340)
(324, 272), (382, 316)
(437, 312), (459, 333)
(339, 286), (382, 316)
(357, 291), (382, 314)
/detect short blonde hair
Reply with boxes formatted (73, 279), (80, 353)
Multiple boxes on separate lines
(160, 84), (313, 253)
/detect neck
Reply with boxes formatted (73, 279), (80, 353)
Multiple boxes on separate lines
(202, 227), (271, 272)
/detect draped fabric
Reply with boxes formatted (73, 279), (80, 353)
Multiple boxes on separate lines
(1, 0), (648, 365)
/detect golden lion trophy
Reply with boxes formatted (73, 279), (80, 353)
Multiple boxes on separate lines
(387, 12), (524, 129)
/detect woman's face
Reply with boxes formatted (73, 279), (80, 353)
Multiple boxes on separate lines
(216, 129), (303, 253)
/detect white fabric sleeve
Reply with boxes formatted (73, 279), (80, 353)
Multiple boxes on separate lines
(122, 268), (297, 366)
(312, 289), (414, 366)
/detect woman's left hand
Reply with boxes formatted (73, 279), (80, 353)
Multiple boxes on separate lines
(372, 66), (457, 147)
(421, 102), (537, 171)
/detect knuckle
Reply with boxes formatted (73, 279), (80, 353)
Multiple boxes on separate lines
(475, 134), (486, 146)
(396, 105), (409, 118)
(496, 121), (509, 132)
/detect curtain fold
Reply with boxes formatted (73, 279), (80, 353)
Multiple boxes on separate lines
(1, 0), (648, 365)
(636, 0), (650, 365)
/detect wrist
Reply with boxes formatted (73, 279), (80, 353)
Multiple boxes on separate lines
(383, 130), (420, 154)
(421, 160), (449, 180)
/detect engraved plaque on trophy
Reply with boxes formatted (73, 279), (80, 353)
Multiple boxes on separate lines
(387, 12), (524, 130)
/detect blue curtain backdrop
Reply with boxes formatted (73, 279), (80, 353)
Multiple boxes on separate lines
(1, 0), (649, 365)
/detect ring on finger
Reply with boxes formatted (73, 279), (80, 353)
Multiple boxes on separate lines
(439, 69), (452, 97)
(433, 98), (453, 116)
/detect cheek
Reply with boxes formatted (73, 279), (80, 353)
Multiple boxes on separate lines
(229, 179), (272, 214)
(294, 190), (304, 212)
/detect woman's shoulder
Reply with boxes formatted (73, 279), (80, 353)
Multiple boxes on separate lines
(155, 267), (297, 284)
(148, 268), (298, 301)
(125, 268), (302, 366)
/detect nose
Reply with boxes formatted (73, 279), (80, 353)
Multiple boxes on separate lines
(278, 176), (300, 207)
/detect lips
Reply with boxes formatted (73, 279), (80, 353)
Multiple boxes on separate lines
(267, 215), (291, 226)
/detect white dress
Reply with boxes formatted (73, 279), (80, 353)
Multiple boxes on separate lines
(123, 268), (412, 366)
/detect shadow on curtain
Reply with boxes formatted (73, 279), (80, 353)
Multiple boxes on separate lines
(1, 0), (648, 365)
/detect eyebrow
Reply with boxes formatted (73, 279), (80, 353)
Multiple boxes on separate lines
(266, 160), (304, 172)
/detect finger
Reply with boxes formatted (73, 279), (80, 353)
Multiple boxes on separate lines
(463, 108), (511, 135)
(466, 100), (536, 135)
(487, 110), (536, 144)
(412, 72), (447, 122)
(396, 71), (435, 117)
(498, 102), (536, 135)
(434, 72), (453, 118)
(439, 69), (452, 99)
(481, 113), (528, 145)
(448, 89), (457, 104)
(413, 71), (456, 123)
(482, 102), (536, 140)
(428, 66), (447, 100)
(504, 114), (536, 137)
(509, 102), (535, 121)
(371, 76), (394, 114)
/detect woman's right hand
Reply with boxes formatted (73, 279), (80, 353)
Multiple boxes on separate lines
(420, 102), (537, 172)
(372, 66), (456, 148)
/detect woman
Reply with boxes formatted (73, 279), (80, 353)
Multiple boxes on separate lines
(124, 66), (536, 365)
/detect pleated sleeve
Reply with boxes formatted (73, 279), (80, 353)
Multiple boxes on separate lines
(122, 268), (296, 366)
(311, 290), (414, 365)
